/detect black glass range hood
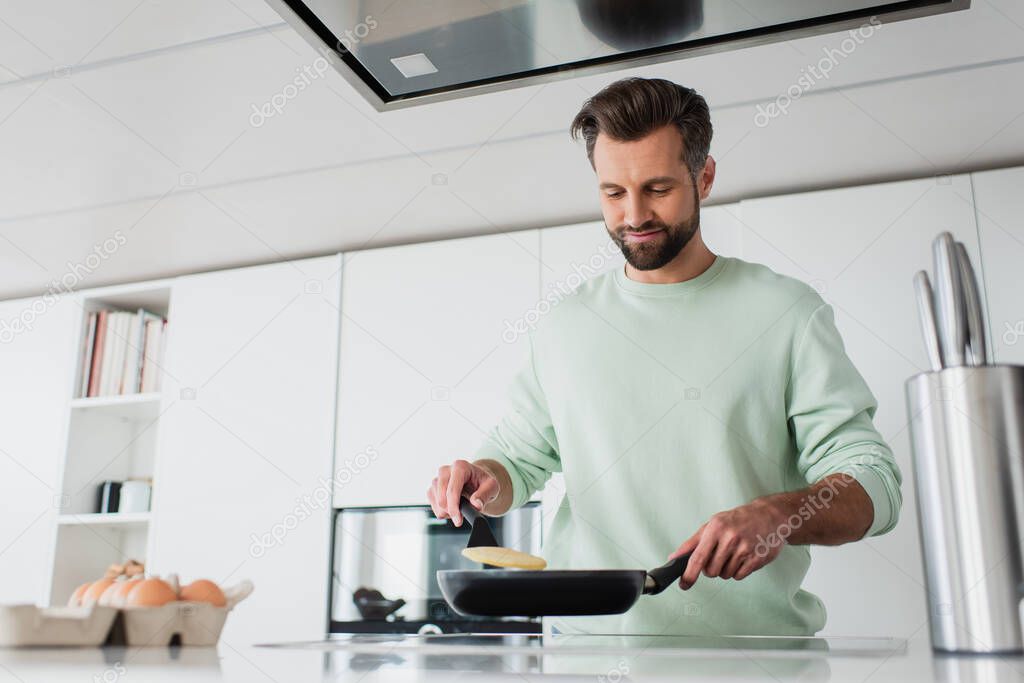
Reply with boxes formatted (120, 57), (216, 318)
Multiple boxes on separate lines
(263, 0), (970, 111)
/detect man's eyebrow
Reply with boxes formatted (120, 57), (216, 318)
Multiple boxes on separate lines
(599, 177), (679, 190)
(643, 176), (678, 186)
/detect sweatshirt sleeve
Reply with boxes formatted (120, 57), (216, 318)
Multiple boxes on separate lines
(786, 302), (903, 537)
(473, 334), (561, 511)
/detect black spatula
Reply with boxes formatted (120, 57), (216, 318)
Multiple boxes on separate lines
(458, 498), (499, 548)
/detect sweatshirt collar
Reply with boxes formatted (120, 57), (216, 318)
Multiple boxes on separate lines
(614, 255), (728, 297)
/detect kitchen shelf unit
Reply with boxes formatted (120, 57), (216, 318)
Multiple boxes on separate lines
(46, 280), (172, 606)
(56, 512), (152, 528)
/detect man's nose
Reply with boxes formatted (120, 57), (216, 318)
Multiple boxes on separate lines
(623, 194), (654, 229)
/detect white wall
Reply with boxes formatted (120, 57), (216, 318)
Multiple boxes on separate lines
(0, 295), (77, 605)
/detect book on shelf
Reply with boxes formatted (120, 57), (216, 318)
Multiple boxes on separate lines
(78, 313), (98, 398)
(79, 308), (168, 398)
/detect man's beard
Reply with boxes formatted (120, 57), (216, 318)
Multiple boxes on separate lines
(608, 202), (700, 271)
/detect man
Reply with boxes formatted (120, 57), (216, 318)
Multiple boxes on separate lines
(427, 77), (902, 636)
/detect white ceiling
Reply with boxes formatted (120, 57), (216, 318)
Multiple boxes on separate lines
(0, 0), (1023, 299)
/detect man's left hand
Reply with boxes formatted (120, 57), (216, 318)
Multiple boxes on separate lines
(670, 500), (788, 589)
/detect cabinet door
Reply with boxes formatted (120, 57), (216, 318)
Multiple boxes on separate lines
(0, 295), (76, 605)
(739, 175), (982, 637)
(150, 256), (341, 644)
(334, 231), (540, 507)
(971, 166), (1024, 366)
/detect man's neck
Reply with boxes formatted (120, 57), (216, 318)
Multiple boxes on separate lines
(623, 234), (717, 285)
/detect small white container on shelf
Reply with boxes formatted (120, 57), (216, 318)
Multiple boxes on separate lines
(118, 480), (152, 514)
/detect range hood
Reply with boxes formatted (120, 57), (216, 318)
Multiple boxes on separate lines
(264, 0), (970, 111)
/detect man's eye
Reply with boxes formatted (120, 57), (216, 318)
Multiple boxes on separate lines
(605, 191), (624, 199)
(650, 188), (670, 195)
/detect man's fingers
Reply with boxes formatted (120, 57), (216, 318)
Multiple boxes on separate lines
(733, 556), (760, 581)
(427, 485), (443, 519)
(680, 532), (716, 589)
(434, 467), (451, 519)
(703, 534), (737, 578)
(471, 474), (498, 509)
(720, 548), (747, 580)
(445, 462), (471, 525)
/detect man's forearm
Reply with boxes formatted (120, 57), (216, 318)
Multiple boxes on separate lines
(756, 473), (873, 547)
(473, 459), (514, 516)
(675, 472), (876, 587)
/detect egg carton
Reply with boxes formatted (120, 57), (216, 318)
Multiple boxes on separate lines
(0, 580), (253, 648)
(107, 580), (254, 647)
(0, 604), (118, 647)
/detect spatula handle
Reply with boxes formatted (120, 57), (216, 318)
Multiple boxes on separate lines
(644, 553), (692, 595)
(459, 498), (481, 526)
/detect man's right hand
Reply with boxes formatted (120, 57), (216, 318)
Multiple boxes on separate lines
(427, 459), (502, 526)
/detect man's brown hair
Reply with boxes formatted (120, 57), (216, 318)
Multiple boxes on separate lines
(569, 77), (713, 180)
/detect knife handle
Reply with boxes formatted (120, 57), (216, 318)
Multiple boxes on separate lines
(914, 270), (944, 372)
(955, 242), (988, 366)
(933, 232), (967, 367)
(644, 553), (692, 595)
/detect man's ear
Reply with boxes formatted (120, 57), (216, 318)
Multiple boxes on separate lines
(698, 155), (716, 201)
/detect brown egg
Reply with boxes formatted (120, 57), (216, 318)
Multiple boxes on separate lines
(124, 578), (177, 608)
(68, 582), (91, 607)
(81, 578), (115, 606)
(179, 579), (226, 607)
(98, 577), (140, 608)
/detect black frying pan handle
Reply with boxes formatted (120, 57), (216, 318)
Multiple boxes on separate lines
(644, 553), (691, 595)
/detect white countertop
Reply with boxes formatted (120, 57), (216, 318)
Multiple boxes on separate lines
(7, 631), (1024, 682)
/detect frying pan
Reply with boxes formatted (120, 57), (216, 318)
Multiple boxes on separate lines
(437, 500), (691, 617)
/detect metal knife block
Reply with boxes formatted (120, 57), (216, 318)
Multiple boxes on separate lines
(906, 365), (1024, 653)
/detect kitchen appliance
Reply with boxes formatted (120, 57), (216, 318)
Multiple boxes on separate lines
(437, 500), (691, 617)
(262, 0), (970, 111)
(330, 504), (542, 634)
(907, 233), (1024, 653)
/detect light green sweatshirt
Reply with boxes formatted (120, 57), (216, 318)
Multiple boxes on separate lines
(475, 255), (902, 636)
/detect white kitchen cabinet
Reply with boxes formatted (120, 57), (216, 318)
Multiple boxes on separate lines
(0, 294), (77, 605)
(738, 174), (983, 637)
(970, 166), (1024, 366)
(334, 231), (540, 508)
(149, 256), (341, 644)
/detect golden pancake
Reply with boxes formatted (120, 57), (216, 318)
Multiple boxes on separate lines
(461, 546), (547, 570)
